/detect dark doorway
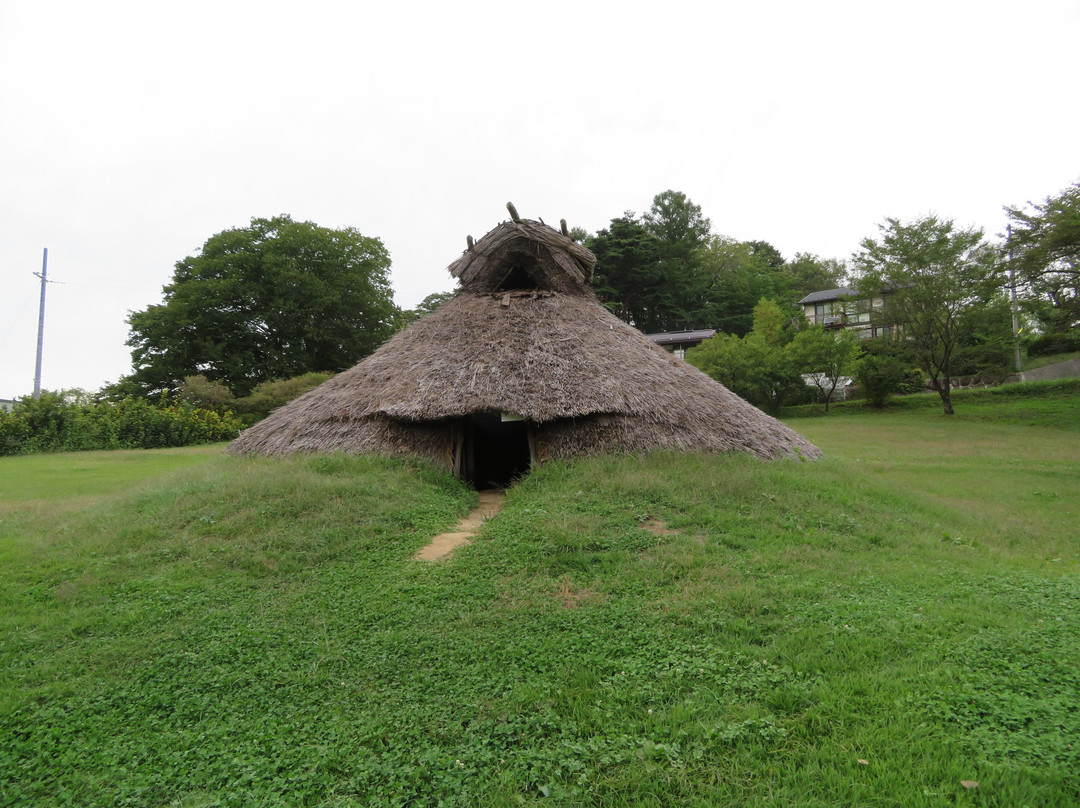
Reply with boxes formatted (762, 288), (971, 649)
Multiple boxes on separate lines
(495, 252), (540, 291)
(460, 412), (532, 489)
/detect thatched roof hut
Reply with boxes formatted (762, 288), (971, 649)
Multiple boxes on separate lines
(228, 205), (821, 485)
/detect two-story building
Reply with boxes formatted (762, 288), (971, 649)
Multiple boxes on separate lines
(798, 286), (893, 339)
(645, 287), (893, 362)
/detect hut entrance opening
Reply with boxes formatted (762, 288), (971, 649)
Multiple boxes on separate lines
(458, 412), (533, 489)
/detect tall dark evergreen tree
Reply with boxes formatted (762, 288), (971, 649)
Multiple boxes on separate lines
(588, 214), (667, 332)
(642, 190), (712, 256)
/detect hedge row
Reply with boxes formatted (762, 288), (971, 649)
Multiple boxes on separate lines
(1027, 329), (1080, 357)
(0, 393), (244, 456)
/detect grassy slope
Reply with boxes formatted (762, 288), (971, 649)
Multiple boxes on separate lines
(1022, 350), (1080, 371)
(784, 376), (1080, 425)
(0, 398), (1077, 807)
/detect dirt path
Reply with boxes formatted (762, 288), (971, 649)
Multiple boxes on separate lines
(413, 489), (505, 561)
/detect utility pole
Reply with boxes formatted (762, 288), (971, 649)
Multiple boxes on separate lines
(33, 248), (49, 398)
(1006, 226), (1022, 373)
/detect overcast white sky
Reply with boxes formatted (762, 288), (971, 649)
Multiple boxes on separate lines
(2, 0), (1077, 398)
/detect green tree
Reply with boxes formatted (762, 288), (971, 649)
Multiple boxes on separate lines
(854, 215), (1003, 414)
(749, 297), (793, 348)
(788, 326), (862, 411)
(588, 214), (668, 332)
(396, 291), (456, 329)
(780, 253), (848, 299)
(590, 192), (715, 333)
(692, 237), (790, 336)
(951, 295), (1015, 379)
(686, 332), (760, 400)
(122, 216), (397, 396)
(686, 299), (805, 412)
(642, 190), (712, 257)
(854, 337), (922, 408)
(1005, 180), (1080, 334)
(687, 332), (803, 413)
(855, 353), (908, 408)
(589, 192), (837, 337)
(746, 240), (785, 269)
(644, 190), (713, 330)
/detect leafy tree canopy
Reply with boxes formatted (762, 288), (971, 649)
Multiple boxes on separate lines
(951, 295), (1015, 379)
(1005, 180), (1080, 333)
(120, 215), (398, 397)
(854, 215), (1003, 414)
(568, 225), (590, 243)
(780, 253), (848, 300)
(588, 192), (714, 333)
(692, 237), (793, 336)
(748, 298), (793, 348)
(788, 325), (862, 411)
(588, 191), (847, 338)
(396, 291), (457, 330)
(642, 190), (712, 258)
(177, 375), (235, 411)
(686, 298), (805, 412)
(746, 240), (785, 269)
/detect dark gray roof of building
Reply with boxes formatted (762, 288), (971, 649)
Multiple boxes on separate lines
(645, 329), (717, 345)
(798, 286), (860, 305)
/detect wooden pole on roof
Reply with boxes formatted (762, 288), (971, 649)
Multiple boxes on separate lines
(506, 202), (521, 223)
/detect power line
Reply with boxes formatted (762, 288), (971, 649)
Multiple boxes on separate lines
(48, 278), (163, 291)
(0, 288), (38, 350)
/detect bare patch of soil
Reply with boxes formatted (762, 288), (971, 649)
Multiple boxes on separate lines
(641, 518), (677, 536)
(554, 577), (602, 609)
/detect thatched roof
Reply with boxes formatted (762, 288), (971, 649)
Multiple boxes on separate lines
(229, 209), (821, 463)
(448, 213), (595, 295)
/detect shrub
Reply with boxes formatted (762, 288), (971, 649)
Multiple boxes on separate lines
(898, 367), (926, 394)
(0, 394), (243, 456)
(178, 375), (235, 411)
(232, 372), (334, 424)
(855, 354), (909, 408)
(1027, 329), (1080, 357)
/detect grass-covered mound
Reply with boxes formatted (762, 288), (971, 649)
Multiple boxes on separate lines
(1, 401), (1078, 806)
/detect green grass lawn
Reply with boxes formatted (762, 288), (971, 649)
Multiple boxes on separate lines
(0, 444), (226, 509)
(1, 392), (1077, 807)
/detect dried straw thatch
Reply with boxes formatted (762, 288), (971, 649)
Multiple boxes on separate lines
(229, 206), (821, 478)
